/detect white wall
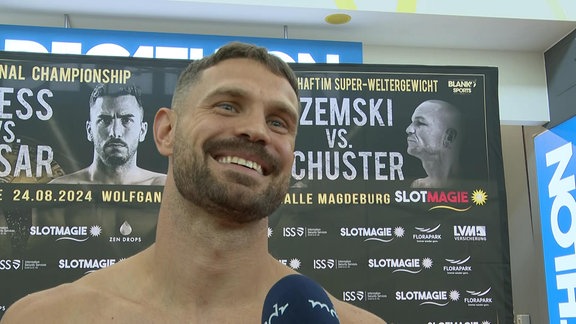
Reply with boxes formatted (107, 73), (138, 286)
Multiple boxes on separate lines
(364, 45), (550, 125)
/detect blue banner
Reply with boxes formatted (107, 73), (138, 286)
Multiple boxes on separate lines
(0, 24), (362, 64)
(535, 116), (576, 324)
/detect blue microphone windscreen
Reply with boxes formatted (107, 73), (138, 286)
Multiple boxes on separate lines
(261, 274), (340, 324)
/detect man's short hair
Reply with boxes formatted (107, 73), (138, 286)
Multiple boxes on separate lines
(171, 42), (299, 110)
(89, 84), (144, 109)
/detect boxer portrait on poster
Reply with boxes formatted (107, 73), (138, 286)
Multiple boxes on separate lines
(49, 83), (166, 185)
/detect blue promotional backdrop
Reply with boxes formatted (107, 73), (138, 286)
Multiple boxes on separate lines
(0, 24), (362, 64)
(535, 116), (576, 324)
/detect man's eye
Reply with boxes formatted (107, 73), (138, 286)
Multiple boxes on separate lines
(121, 117), (134, 125)
(98, 117), (112, 125)
(216, 103), (236, 112)
(269, 119), (286, 128)
(268, 118), (292, 133)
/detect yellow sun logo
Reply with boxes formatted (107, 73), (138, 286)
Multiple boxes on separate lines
(471, 189), (488, 206)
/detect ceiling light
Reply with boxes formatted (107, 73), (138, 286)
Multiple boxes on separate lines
(325, 13), (351, 25)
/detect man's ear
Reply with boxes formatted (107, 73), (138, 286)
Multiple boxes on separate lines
(139, 121), (148, 142)
(153, 107), (175, 157)
(443, 128), (458, 147)
(86, 121), (93, 142)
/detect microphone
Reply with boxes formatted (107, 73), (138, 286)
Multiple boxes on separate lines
(261, 274), (340, 324)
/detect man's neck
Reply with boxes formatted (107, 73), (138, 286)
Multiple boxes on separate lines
(145, 184), (283, 310)
(421, 153), (458, 179)
(89, 158), (139, 184)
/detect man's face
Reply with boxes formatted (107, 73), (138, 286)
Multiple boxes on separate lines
(171, 58), (299, 223)
(87, 95), (147, 167)
(405, 101), (449, 159)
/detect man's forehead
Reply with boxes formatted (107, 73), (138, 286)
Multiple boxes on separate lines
(415, 103), (444, 117)
(197, 58), (253, 80)
(102, 94), (139, 104)
(192, 60), (298, 110)
(93, 95), (140, 111)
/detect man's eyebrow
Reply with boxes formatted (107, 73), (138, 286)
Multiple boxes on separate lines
(204, 87), (248, 100)
(273, 102), (299, 123)
(97, 113), (136, 118)
(205, 86), (299, 120)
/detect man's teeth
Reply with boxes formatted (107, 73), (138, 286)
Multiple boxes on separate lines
(218, 156), (263, 174)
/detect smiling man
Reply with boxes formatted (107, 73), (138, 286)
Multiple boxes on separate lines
(405, 99), (463, 188)
(49, 83), (166, 185)
(2, 42), (386, 323)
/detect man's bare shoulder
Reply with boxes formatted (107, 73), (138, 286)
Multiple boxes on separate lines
(1, 281), (106, 323)
(48, 168), (91, 184)
(1, 266), (152, 324)
(135, 170), (166, 185)
(1, 251), (160, 323)
(411, 177), (429, 188)
(332, 298), (387, 324)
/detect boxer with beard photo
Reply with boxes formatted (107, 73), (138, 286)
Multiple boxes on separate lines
(49, 83), (166, 185)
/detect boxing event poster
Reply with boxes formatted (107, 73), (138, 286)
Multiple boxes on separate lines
(0, 52), (512, 323)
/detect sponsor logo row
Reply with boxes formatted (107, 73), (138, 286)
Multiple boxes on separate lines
(270, 225), (488, 243)
(0, 258), (122, 273)
(0, 255), (475, 277)
(1, 223), (488, 243)
(0, 221), (144, 243)
(341, 288), (494, 308)
(278, 256), (474, 275)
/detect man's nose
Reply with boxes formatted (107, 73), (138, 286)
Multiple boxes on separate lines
(235, 111), (270, 144)
(109, 118), (123, 138)
(406, 123), (415, 134)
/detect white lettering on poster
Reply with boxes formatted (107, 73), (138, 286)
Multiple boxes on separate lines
(546, 142), (576, 320)
(4, 40), (340, 63)
(0, 87), (55, 178)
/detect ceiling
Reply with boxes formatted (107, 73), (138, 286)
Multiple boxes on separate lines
(1, 0), (576, 52)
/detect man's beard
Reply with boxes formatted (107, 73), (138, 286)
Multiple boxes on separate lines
(172, 135), (289, 224)
(99, 139), (132, 166)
